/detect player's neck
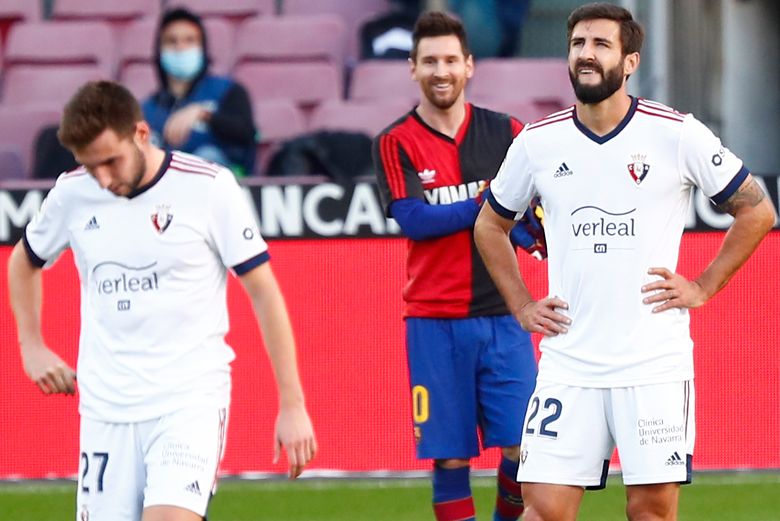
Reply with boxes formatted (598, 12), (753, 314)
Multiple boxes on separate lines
(138, 146), (167, 189)
(168, 77), (191, 99)
(416, 99), (467, 139)
(575, 92), (633, 137)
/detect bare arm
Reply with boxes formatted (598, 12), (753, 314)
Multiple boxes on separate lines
(239, 262), (317, 478)
(475, 203), (570, 336)
(7, 240), (76, 394)
(643, 174), (776, 311)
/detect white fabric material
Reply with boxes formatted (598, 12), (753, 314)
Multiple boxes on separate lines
(518, 379), (695, 486)
(25, 151), (267, 421)
(491, 100), (744, 386)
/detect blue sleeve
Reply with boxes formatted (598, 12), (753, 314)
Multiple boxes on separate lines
(390, 197), (481, 241)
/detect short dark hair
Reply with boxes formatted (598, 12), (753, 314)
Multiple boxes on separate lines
(567, 2), (644, 55)
(58, 81), (142, 151)
(410, 11), (470, 62)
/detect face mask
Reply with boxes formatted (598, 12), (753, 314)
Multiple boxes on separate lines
(160, 47), (204, 81)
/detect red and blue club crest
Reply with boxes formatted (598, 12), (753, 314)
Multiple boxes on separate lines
(628, 154), (650, 185)
(151, 204), (173, 234)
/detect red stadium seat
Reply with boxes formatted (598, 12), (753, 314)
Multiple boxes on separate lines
(235, 62), (342, 108)
(0, 0), (41, 44)
(282, 0), (387, 64)
(203, 18), (236, 75)
(349, 60), (419, 105)
(471, 98), (559, 124)
(252, 99), (307, 175)
(1, 65), (107, 108)
(171, 0), (275, 22)
(51, 0), (160, 23)
(235, 15), (347, 67)
(308, 99), (411, 137)
(468, 58), (576, 110)
(119, 63), (158, 102)
(0, 106), (62, 177)
(4, 21), (115, 76)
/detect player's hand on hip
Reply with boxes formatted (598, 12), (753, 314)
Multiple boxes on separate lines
(642, 267), (709, 312)
(273, 404), (318, 479)
(21, 343), (76, 395)
(517, 296), (571, 336)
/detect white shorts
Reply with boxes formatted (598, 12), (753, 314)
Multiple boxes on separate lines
(77, 406), (228, 521)
(518, 380), (695, 487)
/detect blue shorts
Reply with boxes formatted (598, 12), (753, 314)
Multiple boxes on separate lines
(406, 315), (537, 460)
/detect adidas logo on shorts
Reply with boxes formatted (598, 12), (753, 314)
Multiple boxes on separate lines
(185, 480), (202, 495)
(665, 451), (686, 466)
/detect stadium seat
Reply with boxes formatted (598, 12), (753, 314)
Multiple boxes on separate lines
(203, 18), (237, 75)
(308, 99), (411, 137)
(1, 65), (107, 108)
(468, 58), (576, 110)
(0, 0), (41, 43)
(234, 15), (347, 67)
(0, 106), (62, 177)
(349, 60), (419, 105)
(119, 63), (158, 102)
(51, 0), (159, 23)
(235, 62), (343, 108)
(252, 99), (307, 175)
(282, 0), (388, 64)
(471, 98), (558, 124)
(4, 21), (115, 76)
(171, 0), (275, 22)
(0, 144), (26, 180)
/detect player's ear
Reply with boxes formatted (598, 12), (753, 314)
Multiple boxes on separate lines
(133, 120), (151, 145)
(465, 53), (475, 80)
(624, 52), (640, 78)
(408, 56), (416, 79)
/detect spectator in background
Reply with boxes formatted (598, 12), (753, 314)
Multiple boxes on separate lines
(143, 8), (257, 176)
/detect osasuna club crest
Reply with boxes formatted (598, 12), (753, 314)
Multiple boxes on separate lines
(628, 154), (651, 185)
(151, 204), (173, 234)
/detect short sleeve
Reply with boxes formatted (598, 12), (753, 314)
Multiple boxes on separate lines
(680, 115), (747, 205)
(207, 172), (269, 275)
(487, 130), (535, 221)
(23, 185), (70, 268)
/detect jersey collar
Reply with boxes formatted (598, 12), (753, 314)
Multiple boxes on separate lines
(572, 96), (638, 145)
(127, 151), (172, 199)
(411, 102), (473, 145)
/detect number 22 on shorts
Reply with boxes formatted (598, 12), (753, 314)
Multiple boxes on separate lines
(524, 396), (562, 438)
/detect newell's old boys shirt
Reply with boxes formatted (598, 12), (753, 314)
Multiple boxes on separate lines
(489, 97), (748, 387)
(375, 103), (523, 318)
(24, 151), (268, 422)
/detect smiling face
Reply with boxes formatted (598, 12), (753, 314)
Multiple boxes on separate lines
(567, 18), (638, 105)
(411, 34), (474, 111)
(73, 124), (151, 197)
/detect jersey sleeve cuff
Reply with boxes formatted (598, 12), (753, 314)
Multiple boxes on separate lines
(22, 230), (46, 268)
(486, 190), (521, 220)
(711, 165), (749, 205)
(232, 251), (270, 275)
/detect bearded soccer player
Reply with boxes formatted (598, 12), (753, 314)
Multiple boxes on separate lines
(6, 81), (316, 521)
(373, 11), (544, 521)
(475, 3), (775, 521)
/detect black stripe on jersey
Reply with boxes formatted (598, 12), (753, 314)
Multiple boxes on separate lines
(486, 190), (520, 220)
(22, 230), (46, 268)
(711, 165), (750, 205)
(232, 251), (270, 276)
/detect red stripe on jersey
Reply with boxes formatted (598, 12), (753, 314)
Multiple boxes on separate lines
(170, 162), (218, 177)
(527, 114), (574, 131)
(63, 166), (89, 178)
(638, 98), (683, 115)
(636, 108), (684, 123)
(454, 103), (473, 144)
(510, 117), (524, 137)
(381, 134), (406, 199)
(171, 154), (221, 173)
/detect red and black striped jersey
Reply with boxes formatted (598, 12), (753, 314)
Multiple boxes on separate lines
(374, 103), (523, 318)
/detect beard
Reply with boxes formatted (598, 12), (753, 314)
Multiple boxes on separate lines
(569, 58), (625, 105)
(421, 78), (465, 110)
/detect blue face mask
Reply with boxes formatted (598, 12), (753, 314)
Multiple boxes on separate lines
(160, 47), (204, 81)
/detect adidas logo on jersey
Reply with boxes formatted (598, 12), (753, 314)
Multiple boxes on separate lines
(554, 162), (573, 178)
(665, 451), (685, 466)
(185, 480), (202, 495)
(417, 168), (437, 184)
(84, 216), (100, 231)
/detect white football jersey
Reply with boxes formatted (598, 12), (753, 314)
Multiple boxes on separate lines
(490, 97), (747, 387)
(24, 152), (268, 421)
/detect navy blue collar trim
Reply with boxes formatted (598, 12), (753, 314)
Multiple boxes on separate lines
(128, 152), (172, 199)
(573, 96), (638, 144)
